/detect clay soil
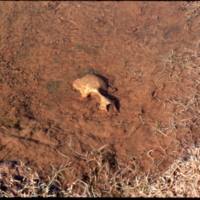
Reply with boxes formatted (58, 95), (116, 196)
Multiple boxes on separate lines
(0, 1), (200, 187)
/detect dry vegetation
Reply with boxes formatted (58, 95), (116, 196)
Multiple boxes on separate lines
(0, 144), (200, 197)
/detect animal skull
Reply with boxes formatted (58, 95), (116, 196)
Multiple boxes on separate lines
(73, 74), (112, 111)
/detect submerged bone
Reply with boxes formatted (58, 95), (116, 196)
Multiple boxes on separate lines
(73, 74), (112, 111)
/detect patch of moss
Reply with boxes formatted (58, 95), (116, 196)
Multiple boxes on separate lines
(46, 80), (61, 94)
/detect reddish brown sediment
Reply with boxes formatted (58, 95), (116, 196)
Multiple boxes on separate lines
(0, 1), (199, 184)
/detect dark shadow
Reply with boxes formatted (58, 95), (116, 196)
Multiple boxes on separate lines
(93, 73), (109, 88)
(102, 150), (118, 171)
(82, 71), (120, 111)
(0, 160), (19, 168)
(99, 88), (120, 112)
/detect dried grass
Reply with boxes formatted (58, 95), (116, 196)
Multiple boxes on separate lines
(1, 144), (200, 197)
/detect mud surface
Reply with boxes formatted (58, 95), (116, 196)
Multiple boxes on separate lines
(0, 2), (200, 182)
